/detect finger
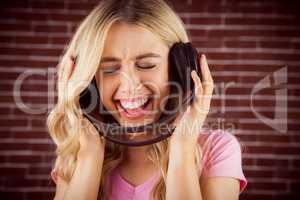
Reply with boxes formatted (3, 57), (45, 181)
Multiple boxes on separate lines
(60, 55), (75, 82)
(81, 118), (94, 135)
(200, 55), (213, 98)
(191, 66), (210, 115)
(200, 54), (213, 83)
(197, 89), (213, 116)
(201, 55), (213, 90)
(200, 55), (214, 111)
(191, 59), (211, 115)
(67, 56), (76, 80)
(191, 70), (203, 103)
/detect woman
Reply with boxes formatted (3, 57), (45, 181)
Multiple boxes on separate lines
(48, 0), (247, 199)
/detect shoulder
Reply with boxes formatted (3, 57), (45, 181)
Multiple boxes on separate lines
(197, 129), (241, 153)
(51, 168), (58, 185)
(210, 129), (240, 150)
(51, 167), (67, 185)
(197, 129), (247, 193)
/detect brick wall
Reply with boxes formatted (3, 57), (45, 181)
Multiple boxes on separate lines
(0, 0), (299, 199)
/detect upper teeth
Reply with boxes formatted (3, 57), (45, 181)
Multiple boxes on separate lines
(120, 97), (149, 109)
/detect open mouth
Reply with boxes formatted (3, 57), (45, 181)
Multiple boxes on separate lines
(115, 96), (153, 119)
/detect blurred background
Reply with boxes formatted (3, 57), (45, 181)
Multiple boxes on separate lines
(0, 0), (299, 199)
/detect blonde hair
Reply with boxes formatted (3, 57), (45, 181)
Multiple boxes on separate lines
(47, 0), (202, 199)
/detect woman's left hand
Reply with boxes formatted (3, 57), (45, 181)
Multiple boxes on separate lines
(169, 54), (214, 148)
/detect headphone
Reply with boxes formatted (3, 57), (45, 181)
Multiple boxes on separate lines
(79, 42), (201, 146)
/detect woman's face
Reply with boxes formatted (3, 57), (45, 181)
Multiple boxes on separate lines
(96, 21), (170, 128)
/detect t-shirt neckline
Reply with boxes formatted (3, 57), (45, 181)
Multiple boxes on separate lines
(114, 166), (161, 193)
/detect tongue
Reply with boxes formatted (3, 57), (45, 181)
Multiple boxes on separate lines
(125, 106), (144, 114)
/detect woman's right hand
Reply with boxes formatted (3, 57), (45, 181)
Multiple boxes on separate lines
(65, 55), (105, 161)
(77, 118), (105, 161)
(53, 56), (105, 200)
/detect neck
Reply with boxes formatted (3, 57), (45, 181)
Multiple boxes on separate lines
(124, 145), (152, 165)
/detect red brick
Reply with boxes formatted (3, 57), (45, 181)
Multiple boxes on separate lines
(1, 0), (300, 199)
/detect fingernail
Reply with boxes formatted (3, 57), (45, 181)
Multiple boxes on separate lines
(191, 70), (196, 76)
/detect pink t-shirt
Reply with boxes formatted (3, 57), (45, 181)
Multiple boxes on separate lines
(51, 129), (247, 199)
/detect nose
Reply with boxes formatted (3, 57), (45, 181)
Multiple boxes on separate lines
(118, 65), (143, 96)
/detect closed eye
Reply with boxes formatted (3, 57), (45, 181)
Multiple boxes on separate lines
(100, 66), (120, 74)
(100, 64), (157, 75)
(136, 64), (156, 70)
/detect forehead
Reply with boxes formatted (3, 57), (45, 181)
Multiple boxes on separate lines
(102, 21), (168, 57)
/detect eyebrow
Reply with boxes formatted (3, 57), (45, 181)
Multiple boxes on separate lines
(100, 52), (161, 63)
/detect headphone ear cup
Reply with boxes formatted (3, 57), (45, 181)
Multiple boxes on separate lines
(79, 77), (100, 115)
(90, 78), (117, 123)
(79, 76), (118, 126)
(185, 42), (201, 81)
(168, 42), (201, 99)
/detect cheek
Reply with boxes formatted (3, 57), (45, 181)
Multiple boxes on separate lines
(156, 64), (170, 108)
(99, 81), (116, 110)
(156, 63), (169, 95)
(157, 81), (170, 109)
(146, 70), (170, 108)
(142, 68), (168, 94)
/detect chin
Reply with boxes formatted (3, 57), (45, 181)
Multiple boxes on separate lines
(118, 117), (155, 127)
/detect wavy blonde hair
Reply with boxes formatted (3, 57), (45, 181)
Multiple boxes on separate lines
(47, 0), (203, 199)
